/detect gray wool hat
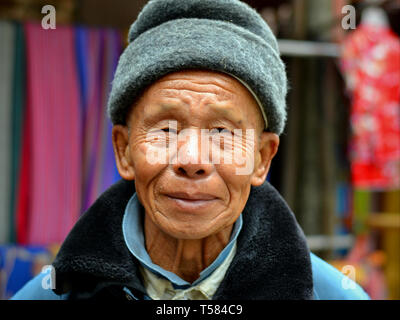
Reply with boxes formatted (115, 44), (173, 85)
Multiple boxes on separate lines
(107, 0), (288, 135)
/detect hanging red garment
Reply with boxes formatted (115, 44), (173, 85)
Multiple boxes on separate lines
(15, 90), (30, 245)
(20, 23), (82, 245)
(340, 20), (400, 189)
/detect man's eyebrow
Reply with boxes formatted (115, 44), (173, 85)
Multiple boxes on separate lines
(207, 103), (244, 122)
(142, 103), (183, 121)
(156, 103), (183, 113)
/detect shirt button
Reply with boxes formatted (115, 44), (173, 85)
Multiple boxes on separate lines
(125, 293), (134, 300)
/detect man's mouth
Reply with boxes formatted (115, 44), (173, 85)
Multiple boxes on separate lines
(164, 192), (218, 210)
(165, 192), (217, 201)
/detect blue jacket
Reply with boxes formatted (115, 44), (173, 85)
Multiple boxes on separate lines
(11, 180), (370, 300)
(11, 252), (369, 300)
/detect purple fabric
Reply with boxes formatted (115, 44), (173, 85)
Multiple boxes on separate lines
(78, 28), (122, 212)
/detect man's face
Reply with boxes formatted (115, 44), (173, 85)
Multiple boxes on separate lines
(113, 70), (279, 239)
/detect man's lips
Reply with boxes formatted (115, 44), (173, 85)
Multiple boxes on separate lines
(163, 192), (218, 210)
(164, 192), (217, 201)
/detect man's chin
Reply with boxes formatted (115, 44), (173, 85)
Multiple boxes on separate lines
(164, 226), (215, 240)
(155, 220), (221, 240)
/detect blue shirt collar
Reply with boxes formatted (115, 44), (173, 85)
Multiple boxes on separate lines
(122, 193), (242, 289)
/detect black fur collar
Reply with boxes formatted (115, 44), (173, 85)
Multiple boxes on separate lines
(52, 179), (313, 299)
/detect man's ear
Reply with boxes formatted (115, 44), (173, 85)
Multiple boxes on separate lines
(251, 132), (279, 186)
(112, 125), (135, 180)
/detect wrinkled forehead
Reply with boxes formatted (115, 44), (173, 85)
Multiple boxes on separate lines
(151, 76), (236, 102)
(128, 69), (265, 130)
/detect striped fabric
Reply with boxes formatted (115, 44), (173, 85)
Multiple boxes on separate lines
(8, 22), (123, 245)
(22, 23), (82, 245)
(0, 21), (15, 244)
(78, 27), (104, 212)
(95, 29), (122, 202)
(9, 23), (26, 243)
(77, 27), (122, 212)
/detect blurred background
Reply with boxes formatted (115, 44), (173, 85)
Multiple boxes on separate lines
(0, 0), (399, 300)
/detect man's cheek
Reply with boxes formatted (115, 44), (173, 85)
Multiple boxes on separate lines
(131, 144), (166, 180)
(216, 164), (252, 190)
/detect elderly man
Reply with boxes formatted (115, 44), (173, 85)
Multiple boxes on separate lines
(13, 0), (369, 300)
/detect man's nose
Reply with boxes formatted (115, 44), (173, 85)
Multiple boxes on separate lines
(172, 129), (213, 179)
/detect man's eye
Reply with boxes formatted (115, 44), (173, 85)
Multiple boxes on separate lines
(211, 128), (232, 134)
(161, 128), (177, 134)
